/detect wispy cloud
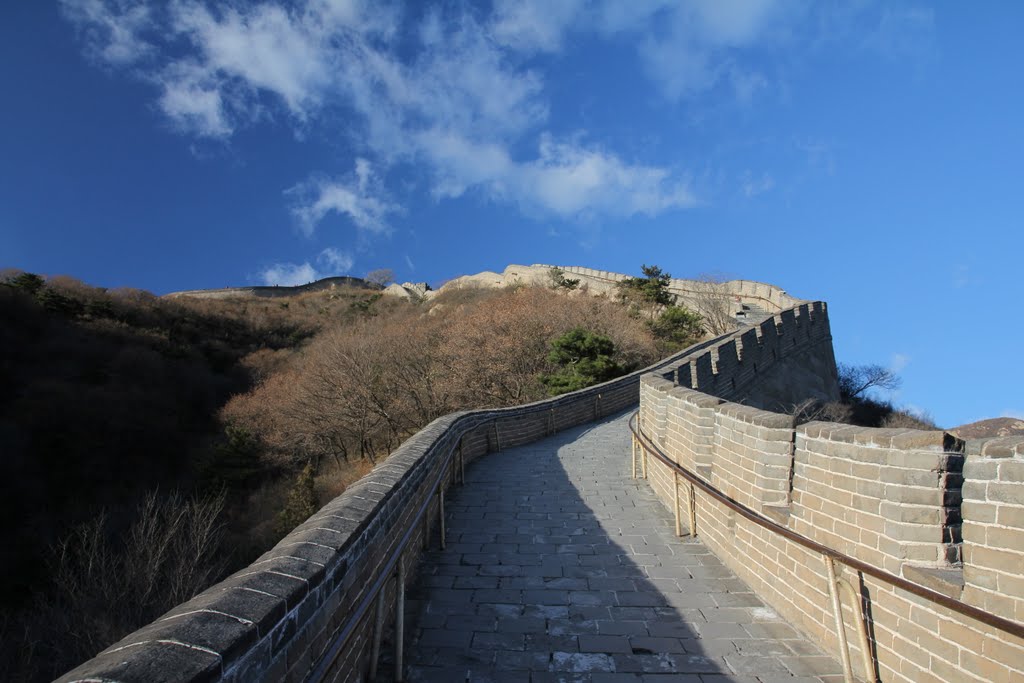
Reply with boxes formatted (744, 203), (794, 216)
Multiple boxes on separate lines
(741, 171), (775, 198)
(318, 247), (354, 275)
(60, 0), (931, 234)
(890, 352), (911, 374)
(515, 135), (697, 219)
(418, 130), (696, 219)
(861, 7), (936, 62)
(59, 0), (154, 66)
(490, 0), (587, 52)
(259, 246), (355, 286)
(952, 264), (970, 289)
(259, 261), (318, 287)
(58, 0), (700, 226)
(287, 159), (399, 237)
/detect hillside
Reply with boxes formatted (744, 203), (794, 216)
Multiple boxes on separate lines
(952, 417), (1024, 439)
(0, 272), (413, 682)
(1, 267), (689, 682)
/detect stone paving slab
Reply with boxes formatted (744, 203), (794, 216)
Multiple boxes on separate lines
(379, 410), (844, 683)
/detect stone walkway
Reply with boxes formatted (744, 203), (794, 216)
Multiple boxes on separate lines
(387, 410), (843, 682)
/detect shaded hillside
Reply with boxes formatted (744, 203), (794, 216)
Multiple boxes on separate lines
(0, 274), (395, 604)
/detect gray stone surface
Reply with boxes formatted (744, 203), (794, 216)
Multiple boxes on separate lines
(380, 410), (843, 682)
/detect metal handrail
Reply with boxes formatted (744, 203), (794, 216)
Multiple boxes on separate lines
(627, 411), (1024, 641)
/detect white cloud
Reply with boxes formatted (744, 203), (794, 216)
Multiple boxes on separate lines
(1000, 410), (1024, 420)
(168, 2), (332, 119)
(156, 61), (231, 137)
(318, 247), (354, 274)
(60, 0), (154, 66)
(416, 130), (695, 219)
(636, 1), (790, 101)
(259, 261), (318, 286)
(515, 135), (696, 219)
(69, 0), (912, 227)
(688, 0), (779, 46)
(491, 0), (586, 52)
(260, 247), (354, 285)
(287, 159), (399, 236)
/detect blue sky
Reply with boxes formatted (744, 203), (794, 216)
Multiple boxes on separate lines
(2, 1), (1022, 428)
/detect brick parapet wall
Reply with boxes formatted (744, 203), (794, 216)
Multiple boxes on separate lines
(57, 329), (723, 683)
(638, 302), (1024, 682)
(962, 438), (1024, 624)
(792, 423), (964, 574)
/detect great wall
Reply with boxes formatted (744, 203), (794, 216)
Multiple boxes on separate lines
(63, 267), (1024, 682)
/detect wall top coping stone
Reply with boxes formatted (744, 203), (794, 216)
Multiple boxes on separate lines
(665, 384), (724, 408)
(797, 421), (964, 453)
(716, 401), (795, 429)
(965, 436), (1024, 458)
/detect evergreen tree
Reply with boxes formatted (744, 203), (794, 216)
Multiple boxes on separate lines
(542, 327), (623, 395)
(616, 264), (674, 317)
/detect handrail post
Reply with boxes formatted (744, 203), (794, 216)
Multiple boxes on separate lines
(457, 439), (464, 485)
(368, 589), (386, 680)
(394, 555), (406, 682)
(423, 504), (430, 549)
(837, 574), (877, 682)
(825, 555), (855, 683)
(688, 481), (696, 537)
(438, 489), (446, 550)
(631, 435), (637, 479)
(673, 471), (682, 537)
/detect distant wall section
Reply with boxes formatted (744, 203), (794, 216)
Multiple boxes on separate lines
(164, 277), (379, 300)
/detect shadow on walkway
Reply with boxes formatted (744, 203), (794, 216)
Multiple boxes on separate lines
(378, 409), (842, 682)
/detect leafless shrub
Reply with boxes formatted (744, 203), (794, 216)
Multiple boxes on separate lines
(5, 490), (226, 681)
(365, 269), (395, 286)
(789, 398), (854, 425)
(690, 273), (737, 336)
(881, 409), (937, 430)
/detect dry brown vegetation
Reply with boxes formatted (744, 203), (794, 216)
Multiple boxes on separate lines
(223, 286), (658, 474)
(0, 270), (669, 681)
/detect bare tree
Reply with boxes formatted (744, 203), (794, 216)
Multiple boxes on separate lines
(837, 363), (902, 401)
(33, 490), (227, 679)
(689, 273), (737, 336)
(365, 269), (395, 287)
